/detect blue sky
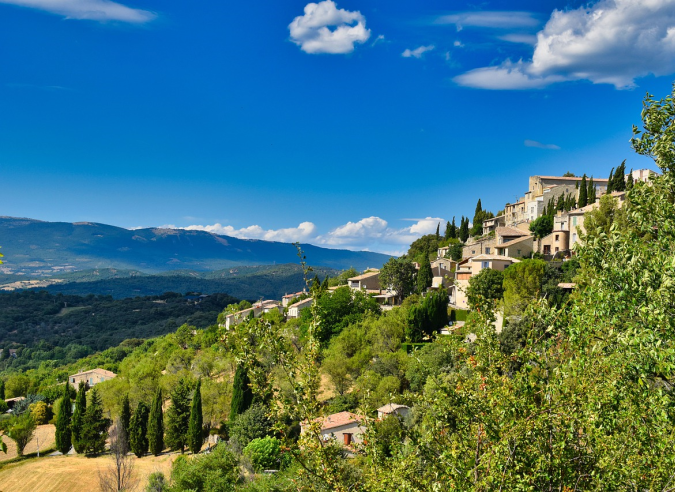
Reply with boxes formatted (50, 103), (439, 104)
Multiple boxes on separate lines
(0, 0), (669, 254)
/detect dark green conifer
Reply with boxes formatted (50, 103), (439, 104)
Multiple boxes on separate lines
(578, 174), (588, 208)
(129, 401), (149, 458)
(459, 216), (470, 243)
(450, 217), (457, 239)
(588, 176), (596, 204)
(71, 382), (87, 453)
(0, 379), (5, 400)
(606, 168), (615, 193)
(55, 382), (72, 454)
(614, 160), (626, 191)
(165, 378), (191, 453)
(81, 386), (108, 456)
(626, 169), (634, 190)
(230, 365), (253, 419)
(148, 388), (164, 456)
(120, 394), (131, 447)
(416, 251), (433, 294)
(435, 223), (440, 240)
(188, 379), (204, 454)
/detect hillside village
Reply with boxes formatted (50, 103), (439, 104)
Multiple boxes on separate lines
(0, 165), (668, 491)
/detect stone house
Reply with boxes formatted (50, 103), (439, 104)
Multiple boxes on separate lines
(287, 297), (313, 319)
(347, 270), (380, 292)
(69, 368), (117, 388)
(302, 411), (366, 447)
(222, 300), (284, 330)
(377, 403), (410, 420)
(482, 215), (506, 235)
(282, 290), (307, 307)
(452, 255), (520, 308)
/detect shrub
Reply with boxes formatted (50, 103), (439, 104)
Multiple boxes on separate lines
(243, 436), (288, 471)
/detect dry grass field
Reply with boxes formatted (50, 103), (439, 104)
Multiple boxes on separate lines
(0, 424), (56, 461)
(0, 451), (175, 492)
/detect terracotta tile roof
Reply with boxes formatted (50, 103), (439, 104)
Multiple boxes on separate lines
(318, 412), (364, 431)
(471, 254), (521, 262)
(348, 270), (380, 281)
(70, 368), (117, 379)
(535, 175), (609, 181)
(496, 226), (529, 237)
(495, 236), (533, 249)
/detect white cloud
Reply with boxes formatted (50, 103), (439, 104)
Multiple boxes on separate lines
(499, 33), (537, 44)
(524, 139), (560, 150)
(402, 45), (435, 58)
(0, 0), (155, 23)
(161, 216), (446, 256)
(453, 40), (464, 47)
(289, 0), (370, 54)
(455, 0), (675, 90)
(182, 222), (318, 243)
(435, 11), (540, 30)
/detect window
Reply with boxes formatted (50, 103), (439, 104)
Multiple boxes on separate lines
(555, 247), (559, 253)
(485, 247), (490, 254)
(482, 261), (490, 269)
(471, 250), (476, 255)
(555, 234), (559, 241)
(572, 233), (577, 243)
(572, 217), (577, 227)
(517, 249), (521, 256)
(72, 378), (75, 383)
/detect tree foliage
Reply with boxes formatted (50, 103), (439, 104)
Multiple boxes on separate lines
(466, 268), (504, 311)
(129, 401), (149, 458)
(71, 382), (87, 454)
(379, 257), (416, 304)
(188, 379), (204, 454)
(148, 387), (164, 456)
(81, 387), (109, 456)
(55, 382), (72, 454)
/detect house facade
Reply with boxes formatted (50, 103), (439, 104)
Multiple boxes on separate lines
(287, 297), (313, 319)
(302, 411), (367, 447)
(69, 368), (117, 388)
(222, 300), (284, 330)
(347, 270), (380, 291)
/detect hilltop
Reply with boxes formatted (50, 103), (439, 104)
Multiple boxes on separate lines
(0, 217), (390, 276)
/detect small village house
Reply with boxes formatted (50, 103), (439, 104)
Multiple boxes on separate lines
(287, 297), (313, 319)
(377, 403), (410, 420)
(69, 368), (116, 388)
(301, 411), (367, 447)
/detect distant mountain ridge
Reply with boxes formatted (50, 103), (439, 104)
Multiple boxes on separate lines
(0, 216), (390, 276)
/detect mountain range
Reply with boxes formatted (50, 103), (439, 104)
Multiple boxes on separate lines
(0, 216), (390, 276)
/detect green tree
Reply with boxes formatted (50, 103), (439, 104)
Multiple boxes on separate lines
(626, 169), (634, 190)
(587, 176), (596, 203)
(120, 394), (131, 448)
(529, 215), (554, 245)
(166, 378), (191, 453)
(228, 404), (272, 450)
(188, 379), (204, 454)
(466, 267), (504, 311)
(170, 443), (239, 492)
(230, 365), (253, 420)
(7, 413), (36, 457)
(578, 174), (588, 207)
(129, 401), (149, 458)
(81, 386), (109, 456)
(443, 221), (452, 240)
(582, 193), (628, 242)
(379, 257), (416, 304)
(502, 259), (546, 317)
(406, 289), (449, 342)
(148, 387), (164, 456)
(435, 223), (440, 240)
(459, 216), (470, 242)
(448, 242), (463, 261)
(55, 382), (72, 454)
(0, 379), (5, 400)
(450, 216), (457, 239)
(562, 171), (575, 177)
(416, 251), (433, 294)
(71, 382), (87, 453)
(613, 160), (627, 191)
(606, 167), (615, 193)
(243, 436), (287, 471)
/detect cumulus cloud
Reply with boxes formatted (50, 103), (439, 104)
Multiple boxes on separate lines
(0, 0), (155, 23)
(435, 11), (540, 30)
(402, 45), (435, 58)
(289, 0), (370, 54)
(182, 222), (318, 243)
(524, 139), (560, 150)
(455, 0), (675, 90)
(163, 216), (445, 255)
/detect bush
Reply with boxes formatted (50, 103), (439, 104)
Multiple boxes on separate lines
(243, 436), (288, 471)
(170, 443), (239, 492)
(30, 401), (50, 425)
(228, 404), (272, 450)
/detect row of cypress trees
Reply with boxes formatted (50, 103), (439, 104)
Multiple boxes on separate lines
(55, 377), (204, 457)
(55, 382), (108, 456)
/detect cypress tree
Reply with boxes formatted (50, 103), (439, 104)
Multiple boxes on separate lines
(71, 382), (87, 453)
(0, 379), (4, 400)
(55, 382), (72, 455)
(450, 217), (457, 239)
(120, 394), (131, 448)
(459, 217), (470, 243)
(626, 169), (634, 190)
(606, 168), (615, 193)
(230, 365), (253, 419)
(614, 160), (626, 191)
(129, 401), (149, 458)
(148, 388), (164, 456)
(588, 176), (596, 204)
(188, 379), (204, 455)
(416, 251), (433, 294)
(435, 223), (440, 240)
(578, 174), (588, 208)
(165, 378), (191, 453)
(444, 221), (451, 240)
(81, 386), (108, 456)
(475, 199), (482, 216)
